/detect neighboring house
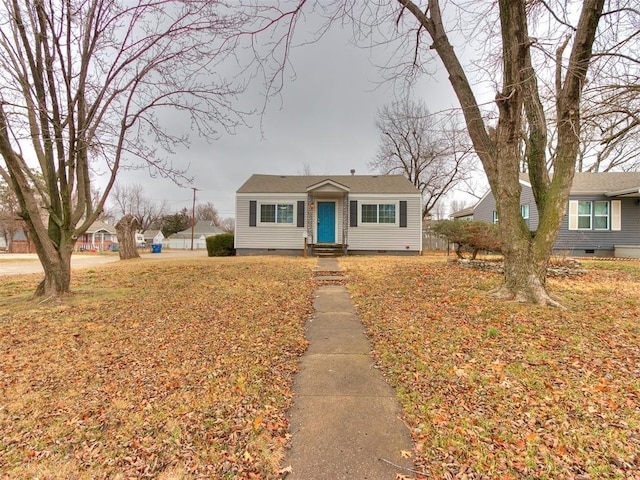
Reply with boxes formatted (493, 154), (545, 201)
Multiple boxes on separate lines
(450, 172), (640, 258)
(163, 220), (223, 249)
(235, 174), (423, 256)
(143, 229), (165, 246)
(7, 230), (34, 253)
(77, 221), (117, 252)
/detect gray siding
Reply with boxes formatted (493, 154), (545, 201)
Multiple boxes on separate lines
(473, 184), (538, 232)
(473, 190), (640, 255)
(555, 196), (640, 255)
(472, 191), (497, 224)
(520, 184), (539, 231)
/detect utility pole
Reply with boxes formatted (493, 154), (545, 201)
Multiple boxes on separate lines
(191, 187), (198, 250)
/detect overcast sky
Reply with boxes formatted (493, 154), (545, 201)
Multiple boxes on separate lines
(108, 13), (469, 220)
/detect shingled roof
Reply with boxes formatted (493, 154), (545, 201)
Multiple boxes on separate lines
(520, 172), (640, 196)
(236, 174), (421, 195)
(570, 172), (640, 196)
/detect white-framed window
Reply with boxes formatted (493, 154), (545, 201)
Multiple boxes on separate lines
(577, 201), (592, 229)
(520, 204), (530, 220)
(594, 201), (609, 230)
(568, 200), (621, 231)
(260, 203), (294, 224)
(361, 203), (396, 224)
(492, 211), (499, 224)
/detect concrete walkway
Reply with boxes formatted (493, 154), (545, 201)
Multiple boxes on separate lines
(284, 257), (414, 479)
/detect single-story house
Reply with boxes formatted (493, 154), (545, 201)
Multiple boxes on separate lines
(163, 220), (223, 249)
(77, 220), (117, 252)
(235, 174), (423, 256)
(450, 172), (640, 258)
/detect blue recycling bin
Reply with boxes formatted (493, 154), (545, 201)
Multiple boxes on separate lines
(151, 244), (162, 253)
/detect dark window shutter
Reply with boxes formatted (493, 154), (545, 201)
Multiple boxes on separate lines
(399, 201), (407, 227)
(249, 201), (257, 227)
(350, 200), (358, 227)
(297, 201), (305, 227)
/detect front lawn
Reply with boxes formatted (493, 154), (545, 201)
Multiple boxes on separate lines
(344, 255), (640, 479)
(0, 257), (315, 479)
(1, 254), (638, 479)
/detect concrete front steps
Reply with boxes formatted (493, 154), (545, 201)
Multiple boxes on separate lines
(311, 243), (345, 257)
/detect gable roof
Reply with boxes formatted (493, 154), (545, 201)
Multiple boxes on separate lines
(306, 178), (350, 192)
(170, 220), (223, 239)
(450, 206), (475, 219)
(237, 174), (420, 195)
(87, 220), (116, 234)
(142, 229), (164, 241)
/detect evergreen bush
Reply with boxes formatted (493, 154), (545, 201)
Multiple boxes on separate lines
(206, 233), (235, 256)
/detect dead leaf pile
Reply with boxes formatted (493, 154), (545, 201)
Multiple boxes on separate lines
(0, 256), (315, 479)
(344, 254), (640, 479)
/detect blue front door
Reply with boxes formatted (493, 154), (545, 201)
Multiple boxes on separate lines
(317, 202), (336, 243)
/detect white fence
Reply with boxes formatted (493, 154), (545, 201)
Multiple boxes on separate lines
(423, 232), (449, 252)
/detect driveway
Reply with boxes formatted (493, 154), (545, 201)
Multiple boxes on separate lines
(0, 250), (207, 276)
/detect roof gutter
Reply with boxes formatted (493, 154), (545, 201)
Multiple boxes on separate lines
(604, 186), (640, 197)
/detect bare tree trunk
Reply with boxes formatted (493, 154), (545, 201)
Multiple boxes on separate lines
(0, 1), (254, 298)
(116, 214), (141, 260)
(34, 247), (73, 298)
(396, 0), (604, 305)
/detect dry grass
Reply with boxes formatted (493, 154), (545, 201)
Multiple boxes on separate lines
(0, 256), (315, 479)
(1, 253), (639, 479)
(343, 254), (640, 479)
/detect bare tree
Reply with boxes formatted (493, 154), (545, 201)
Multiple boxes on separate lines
(391, 0), (607, 305)
(369, 100), (477, 219)
(218, 217), (236, 233)
(577, 84), (640, 172)
(299, 163), (314, 175)
(195, 202), (221, 225)
(449, 198), (471, 217)
(110, 184), (167, 233)
(575, 7), (640, 172)
(0, 180), (23, 251)
(115, 214), (141, 261)
(267, 0), (637, 305)
(0, 1), (251, 296)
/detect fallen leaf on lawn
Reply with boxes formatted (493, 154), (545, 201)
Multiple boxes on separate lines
(400, 450), (412, 458)
(454, 366), (468, 378)
(253, 416), (263, 430)
(396, 474), (414, 480)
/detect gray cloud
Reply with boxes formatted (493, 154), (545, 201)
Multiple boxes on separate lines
(111, 16), (458, 219)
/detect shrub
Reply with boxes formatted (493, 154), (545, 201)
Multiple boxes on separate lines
(432, 220), (501, 259)
(206, 233), (235, 257)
